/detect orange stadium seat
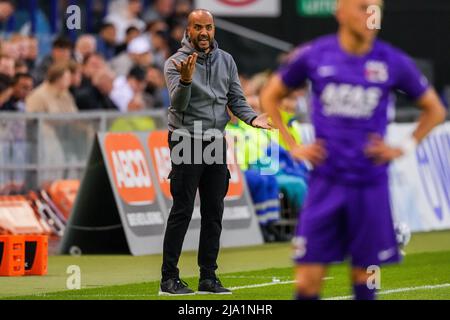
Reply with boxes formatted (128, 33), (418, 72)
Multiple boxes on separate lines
(0, 196), (47, 235)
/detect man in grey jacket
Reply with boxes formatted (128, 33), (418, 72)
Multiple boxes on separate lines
(159, 9), (271, 296)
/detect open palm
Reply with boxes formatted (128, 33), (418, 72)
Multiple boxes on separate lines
(251, 113), (273, 130)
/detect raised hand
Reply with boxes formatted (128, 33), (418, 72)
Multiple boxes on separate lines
(172, 53), (198, 83)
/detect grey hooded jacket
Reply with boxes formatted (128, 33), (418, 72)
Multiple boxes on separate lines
(164, 35), (258, 138)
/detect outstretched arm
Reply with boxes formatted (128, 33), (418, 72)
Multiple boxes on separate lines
(261, 74), (326, 165)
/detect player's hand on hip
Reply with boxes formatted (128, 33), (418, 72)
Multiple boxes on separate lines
(289, 140), (327, 166)
(365, 133), (403, 165)
(251, 113), (273, 130)
(172, 52), (198, 83)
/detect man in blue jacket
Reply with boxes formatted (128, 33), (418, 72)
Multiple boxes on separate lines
(160, 9), (271, 296)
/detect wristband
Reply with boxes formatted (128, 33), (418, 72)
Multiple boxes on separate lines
(180, 79), (192, 86)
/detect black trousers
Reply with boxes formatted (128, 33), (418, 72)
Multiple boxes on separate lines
(161, 132), (230, 281)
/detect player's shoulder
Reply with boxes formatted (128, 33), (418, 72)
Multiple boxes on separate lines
(373, 39), (412, 62)
(288, 34), (337, 61)
(310, 34), (339, 49)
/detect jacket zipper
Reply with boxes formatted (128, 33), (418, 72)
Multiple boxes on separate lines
(207, 54), (217, 129)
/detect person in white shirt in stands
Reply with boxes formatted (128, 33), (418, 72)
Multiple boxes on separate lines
(104, 0), (145, 45)
(109, 36), (153, 77)
(110, 65), (147, 112)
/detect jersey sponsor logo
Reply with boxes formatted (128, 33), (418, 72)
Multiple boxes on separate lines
(365, 60), (389, 83)
(105, 133), (155, 205)
(317, 65), (336, 77)
(320, 83), (382, 118)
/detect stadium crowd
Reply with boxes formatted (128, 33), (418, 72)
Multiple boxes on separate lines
(0, 0), (312, 242)
(0, 0), (196, 114)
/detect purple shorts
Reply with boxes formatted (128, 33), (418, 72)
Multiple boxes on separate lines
(294, 174), (400, 268)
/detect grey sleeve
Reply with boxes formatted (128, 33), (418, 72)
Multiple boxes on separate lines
(227, 58), (258, 125)
(164, 58), (191, 112)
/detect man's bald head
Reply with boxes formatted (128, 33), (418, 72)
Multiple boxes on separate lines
(186, 9), (215, 53)
(336, 0), (383, 10)
(188, 9), (214, 26)
(336, 0), (383, 43)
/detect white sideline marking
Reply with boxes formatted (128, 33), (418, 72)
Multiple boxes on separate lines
(325, 283), (450, 300)
(31, 277), (334, 298)
(230, 277), (334, 291)
(223, 275), (291, 279)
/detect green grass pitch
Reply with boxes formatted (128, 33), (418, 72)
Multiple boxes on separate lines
(1, 230), (449, 300)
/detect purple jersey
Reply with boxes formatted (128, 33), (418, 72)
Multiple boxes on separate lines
(279, 34), (429, 184)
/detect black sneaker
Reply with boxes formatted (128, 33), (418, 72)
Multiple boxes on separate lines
(197, 278), (232, 295)
(159, 278), (195, 296)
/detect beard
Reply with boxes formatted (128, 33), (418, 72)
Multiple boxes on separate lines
(192, 36), (212, 52)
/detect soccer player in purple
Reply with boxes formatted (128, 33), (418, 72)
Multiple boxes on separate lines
(261, 0), (446, 300)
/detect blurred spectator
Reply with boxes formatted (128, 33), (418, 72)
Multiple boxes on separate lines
(110, 64), (147, 112)
(0, 54), (15, 77)
(9, 34), (29, 61)
(239, 71), (310, 217)
(168, 22), (186, 54)
(74, 35), (97, 64)
(80, 53), (107, 90)
(0, 73), (12, 110)
(146, 20), (171, 70)
(0, 40), (16, 59)
(173, 0), (192, 23)
(24, 36), (39, 71)
(26, 62), (78, 113)
(110, 36), (153, 76)
(146, 64), (168, 108)
(115, 25), (141, 55)
(76, 66), (118, 111)
(96, 23), (117, 61)
(104, 0), (145, 45)
(2, 73), (33, 112)
(32, 37), (73, 85)
(14, 60), (28, 74)
(143, 0), (175, 25)
(0, 0), (14, 24)
(68, 60), (82, 96)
